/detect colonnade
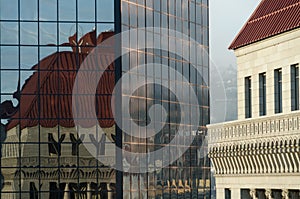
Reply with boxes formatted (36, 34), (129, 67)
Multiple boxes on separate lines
(216, 188), (300, 199)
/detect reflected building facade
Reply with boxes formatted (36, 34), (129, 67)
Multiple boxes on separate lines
(0, 0), (210, 198)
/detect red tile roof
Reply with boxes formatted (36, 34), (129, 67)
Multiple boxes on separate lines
(229, 0), (300, 50)
(7, 31), (116, 131)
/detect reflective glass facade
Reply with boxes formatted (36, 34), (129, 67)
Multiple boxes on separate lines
(120, 0), (210, 198)
(0, 0), (116, 198)
(0, 0), (210, 198)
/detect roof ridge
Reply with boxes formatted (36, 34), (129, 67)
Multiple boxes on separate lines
(248, 1), (300, 24)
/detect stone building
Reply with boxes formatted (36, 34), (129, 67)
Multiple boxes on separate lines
(208, 0), (300, 198)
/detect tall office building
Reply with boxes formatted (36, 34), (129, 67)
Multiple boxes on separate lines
(0, 0), (210, 198)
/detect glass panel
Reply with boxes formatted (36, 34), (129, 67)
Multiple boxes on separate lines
(274, 69), (282, 113)
(59, 0), (76, 21)
(20, 22), (38, 45)
(0, 22), (19, 45)
(245, 76), (252, 118)
(0, 0), (18, 20)
(39, 0), (57, 21)
(0, 46), (19, 69)
(40, 47), (57, 61)
(78, 0), (95, 21)
(20, 0), (38, 20)
(291, 65), (299, 111)
(1, 70), (19, 93)
(20, 47), (38, 69)
(39, 23), (57, 45)
(259, 72), (266, 116)
(129, 4), (138, 27)
(97, 0), (114, 22)
(137, 5), (145, 27)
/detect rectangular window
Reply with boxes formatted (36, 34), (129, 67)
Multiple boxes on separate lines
(259, 72), (266, 116)
(274, 68), (282, 113)
(245, 76), (252, 118)
(291, 64), (299, 111)
(225, 188), (231, 199)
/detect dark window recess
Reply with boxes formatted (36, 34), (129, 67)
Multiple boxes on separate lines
(274, 69), (282, 113)
(241, 189), (252, 199)
(289, 189), (300, 199)
(30, 182), (38, 199)
(48, 133), (65, 156)
(245, 76), (252, 118)
(291, 64), (299, 111)
(225, 188), (231, 199)
(259, 73), (267, 116)
(49, 182), (58, 199)
(256, 189), (267, 199)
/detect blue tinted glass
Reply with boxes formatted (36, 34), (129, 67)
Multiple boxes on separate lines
(97, 0), (114, 22)
(1, 71), (19, 93)
(20, 22), (38, 45)
(0, 0), (18, 20)
(20, 0), (38, 20)
(39, 0), (57, 21)
(78, 0), (95, 21)
(20, 47), (38, 69)
(59, 0), (76, 21)
(40, 23), (57, 45)
(0, 47), (19, 69)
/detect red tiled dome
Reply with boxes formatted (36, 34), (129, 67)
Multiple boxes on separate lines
(7, 31), (116, 130)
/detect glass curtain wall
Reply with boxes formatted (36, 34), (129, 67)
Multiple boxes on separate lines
(120, 0), (210, 198)
(0, 0), (115, 198)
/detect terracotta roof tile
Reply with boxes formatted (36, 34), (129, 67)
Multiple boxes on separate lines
(229, 0), (300, 50)
(7, 31), (115, 130)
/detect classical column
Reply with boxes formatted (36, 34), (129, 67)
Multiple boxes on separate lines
(40, 181), (50, 199)
(87, 183), (92, 199)
(282, 189), (289, 199)
(107, 183), (112, 199)
(216, 188), (225, 199)
(265, 189), (273, 199)
(63, 183), (70, 199)
(231, 188), (241, 199)
(250, 188), (257, 199)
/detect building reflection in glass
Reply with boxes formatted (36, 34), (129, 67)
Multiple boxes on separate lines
(1, 30), (117, 199)
(0, 0), (210, 198)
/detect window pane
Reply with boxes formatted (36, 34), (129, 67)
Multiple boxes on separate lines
(78, 0), (95, 21)
(0, 0), (18, 20)
(274, 68), (282, 113)
(291, 64), (299, 111)
(39, 0), (57, 21)
(245, 76), (252, 118)
(20, 0), (38, 20)
(259, 72), (266, 116)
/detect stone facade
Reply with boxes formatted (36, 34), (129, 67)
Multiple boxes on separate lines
(235, 28), (300, 120)
(208, 26), (300, 199)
